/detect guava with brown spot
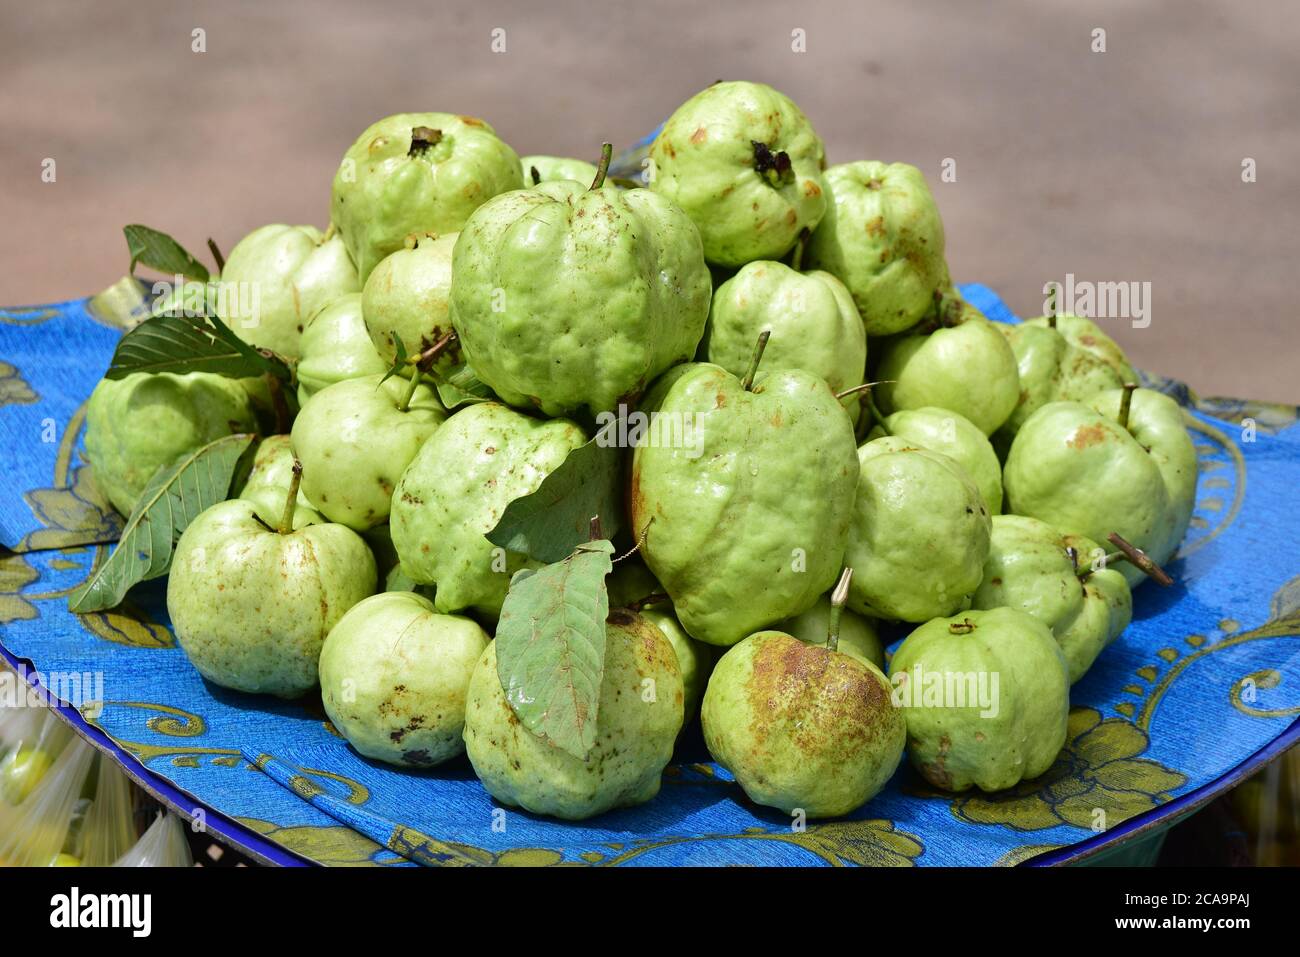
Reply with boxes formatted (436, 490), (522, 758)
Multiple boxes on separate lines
(701, 630), (905, 817)
(319, 592), (489, 766)
(888, 607), (1069, 792)
(462, 611), (683, 820)
(361, 232), (462, 373)
(167, 477), (377, 698)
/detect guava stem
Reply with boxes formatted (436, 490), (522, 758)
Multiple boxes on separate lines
(409, 127), (442, 158)
(868, 394), (891, 436)
(1117, 383), (1137, 432)
(396, 367), (421, 413)
(835, 379), (894, 403)
(590, 143), (613, 190)
(1106, 532), (1174, 586)
(627, 591), (670, 612)
(322, 222), (337, 242)
(278, 460), (302, 535)
(207, 238), (225, 274)
(948, 618), (976, 635)
(530, 165), (541, 186)
(826, 568), (853, 653)
(741, 331), (771, 392)
(589, 515), (604, 541)
(411, 330), (458, 370)
(790, 227), (811, 272)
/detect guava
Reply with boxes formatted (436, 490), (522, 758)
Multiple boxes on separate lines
(994, 313), (1137, 445)
(704, 261), (867, 420)
(648, 81), (827, 266)
(361, 231), (461, 372)
(238, 434), (317, 509)
(451, 178), (710, 416)
(389, 402), (588, 619)
(874, 294), (1020, 435)
(868, 406), (1003, 514)
(1003, 389), (1193, 587)
(167, 480), (377, 697)
(701, 630), (905, 817)
(889, 607), (1070, 792)
(331, 113), (523, 281)
(521, 154), (600, 186)
(295, 293), (387, 405)
(0, 746), (53, 804)
(217, 224), (359, 359)
(804, 161), (946, 335)
(845, 435), (991, 622)
(84, 371), (257, 516)
(463, 609), (683, 820)
(631, 362), (859, 646)
(639, 607), (718, 723)
(291, 373), (445, 531)
(971, 515), (1132, 682)
(319, 592), (489, 767)
(776, 594), (885, 669)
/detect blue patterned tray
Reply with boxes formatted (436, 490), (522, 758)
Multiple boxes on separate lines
(1, 283), (1297, 866)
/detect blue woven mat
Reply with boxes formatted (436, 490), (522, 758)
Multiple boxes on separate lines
(1, 284), (1297, 866)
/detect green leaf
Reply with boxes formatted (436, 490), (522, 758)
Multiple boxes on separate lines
(105, 311), (291, 382)
(486, 438), (623, 563)
(379, 331), (411, 386)
(495, 540), (614, 759)
(434, 362), (493, 410)
(68, 433), (256, 613)
(124, 225), (210, 282)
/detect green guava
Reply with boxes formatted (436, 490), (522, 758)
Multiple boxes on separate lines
(291, 373), (445, 531)
(389, 401), (588, 619)
(167, 493), (376, 697)
(639, 607), (718, 723)
(360, 231), (462, 374)
(874, 295), (1020, 435)
(776, 594), (885, 669)
(704, 261), (866, 420)
(319, 592), (489, 767)
(463, 610), (683, 820)
(84, 371), (257, 516)
(889, 607), (1069, 792)
(868, 406), (1003, 514)
(238, 434), (316, 508)
(451, 178), (710, 416)
(701, 630), (905, 817)
(521, 154), (600, 186)
(631, 363), (859, 646)
(845, 435), (991, 622)
(804, 161), (946, 335)
(331, 113), (523, 281)
(971, 515), (1132, 682)
(648, 81), (826, 266)
(295, 293), (387, 405)
(217, 224), (359, 359)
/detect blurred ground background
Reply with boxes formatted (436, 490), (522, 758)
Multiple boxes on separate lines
(2, 0), (1296, 402)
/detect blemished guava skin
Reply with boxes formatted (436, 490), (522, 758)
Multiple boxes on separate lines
(971, 515), (1132, 682)
(994, 313), (1137, 444)
(331, 112), (523, 281)
(389, 402), (588, 619)
(704, 261), (867, 421)
(451, 179), (711, 417)
(889, 607), (1070, 792)
(776, 595), (885, 670)
(846, 436), (991, 622)
(319, 592), (489, 767)
(1002, 394), (1187, 588)
(875, 300), (1021, 435)
(630, 363), (859, 647)
(1088, 387), (1196, 574)
(361, 231), (461, 371)
(291, 373), (445, 532)
(295, 293), (387, 405)
(648, 81), (827, 267)
(217, 224), (360, 359)
(521, 155), (600, 186)
(804, 161), (946, 335)
(868, 407), (1003, 515)
(167, 499), (377, 697)
(702, 630), (905, 818)
(84, 371), (258, 517)
(463, 610), (684, 820)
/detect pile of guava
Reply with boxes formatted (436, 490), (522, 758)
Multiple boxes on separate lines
(78, 81), (1193, 825)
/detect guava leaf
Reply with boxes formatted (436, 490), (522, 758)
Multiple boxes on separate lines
(495, 540), (614, 759)
(487, 438), (623, 563)
(434, 363), (493, 410)
(378, 331), (411, 387)
(68, 433), (256, 613)
(105, 311), (291, 382)
(124, 225), (210, 282)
